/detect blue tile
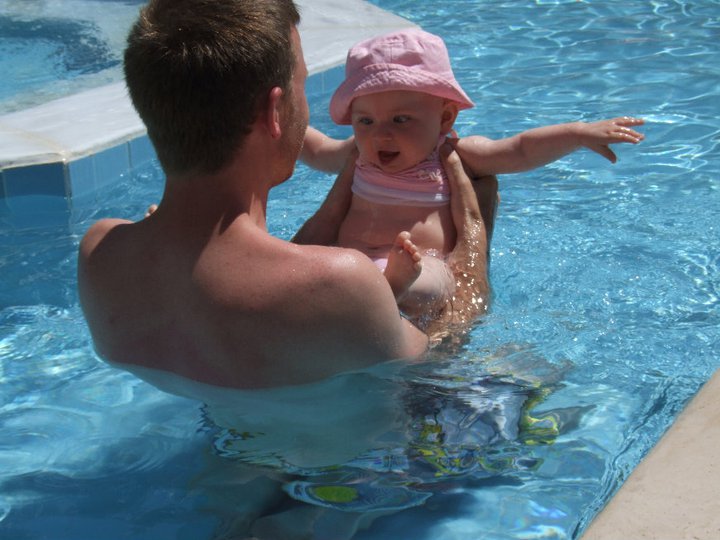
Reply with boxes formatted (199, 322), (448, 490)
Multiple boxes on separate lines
(93, 144), (130, 190)
(67, 155), (97, 198)
(128, 135), (157, 169)
(306, 66), (345, 101)
(3, 162), (68, 198)
(321, 66), (345, 94)
(0, 170), (8, 213)
(2, 164), (71, 226)
(5, 194), (71, 218)
(0, 169), (6, 198)
(306, 71), (326, 98)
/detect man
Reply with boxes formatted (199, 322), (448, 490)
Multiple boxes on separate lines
(77, 0), (496, 389)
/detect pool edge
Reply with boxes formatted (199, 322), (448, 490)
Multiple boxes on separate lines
(581, 369), (720, 540)
(0, 0), (417, 215)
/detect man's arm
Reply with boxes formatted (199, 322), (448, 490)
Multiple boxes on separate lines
(424, 144), (497, 342)
(455, 116), (645, 177)
(292, 148), (357, 246)
(320, 250), (429, 361)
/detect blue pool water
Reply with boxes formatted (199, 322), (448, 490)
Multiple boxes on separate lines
(0, 0), (144, 114)
(1, 1), (719, 539)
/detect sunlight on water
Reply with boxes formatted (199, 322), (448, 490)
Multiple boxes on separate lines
(0, 0), (718, 538)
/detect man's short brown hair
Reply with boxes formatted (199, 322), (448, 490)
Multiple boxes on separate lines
(124, 0), (301, 175)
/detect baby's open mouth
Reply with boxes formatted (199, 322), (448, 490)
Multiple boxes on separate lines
(378, 151), (400, 165)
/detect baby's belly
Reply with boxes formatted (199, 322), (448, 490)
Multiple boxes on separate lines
(338, 201), (456, 256)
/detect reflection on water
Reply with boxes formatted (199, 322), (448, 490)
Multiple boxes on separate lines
(174, 348), (589, 538)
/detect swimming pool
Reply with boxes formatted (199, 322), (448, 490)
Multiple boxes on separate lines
(0, 0), (145, 115)
(1, 0), (719, 538)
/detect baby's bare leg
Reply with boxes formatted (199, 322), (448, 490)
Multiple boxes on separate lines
(384, 231), (422, 301)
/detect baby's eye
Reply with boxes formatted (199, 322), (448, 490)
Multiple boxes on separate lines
(355, 117), (373, 126)
(394, 115), (410, 124)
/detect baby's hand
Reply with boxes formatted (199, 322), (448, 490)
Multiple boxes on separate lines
(580, 117), (645, 163)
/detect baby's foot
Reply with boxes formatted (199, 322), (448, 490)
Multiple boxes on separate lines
(384, 231), (422, 301)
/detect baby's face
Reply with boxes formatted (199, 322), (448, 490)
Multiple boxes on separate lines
(350, 91), (451, 172)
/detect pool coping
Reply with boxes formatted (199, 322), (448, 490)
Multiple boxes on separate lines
(0, 0), (417, 215)
(582, 369), (720, 539)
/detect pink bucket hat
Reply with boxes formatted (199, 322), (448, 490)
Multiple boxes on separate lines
(329, 28), (474, 125)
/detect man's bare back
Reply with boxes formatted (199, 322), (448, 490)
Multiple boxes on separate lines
(79, 207), (427, 388)
(78, 0), (492, 390)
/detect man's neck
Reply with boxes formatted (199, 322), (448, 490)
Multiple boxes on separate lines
(159, 152), (274, 231)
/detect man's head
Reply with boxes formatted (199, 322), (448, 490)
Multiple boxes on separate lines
(124, 0), (301, 176)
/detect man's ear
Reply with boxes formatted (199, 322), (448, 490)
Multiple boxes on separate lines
(440, 102), (459, 135)
(265, 86), (284, 139)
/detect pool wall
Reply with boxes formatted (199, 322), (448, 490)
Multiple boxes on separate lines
(0, 0), (416, 220)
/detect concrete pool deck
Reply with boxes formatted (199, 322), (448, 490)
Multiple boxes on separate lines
(0, 0), (416, 214)
(583, 369), (720, 540)
(0, 0), (416, 169)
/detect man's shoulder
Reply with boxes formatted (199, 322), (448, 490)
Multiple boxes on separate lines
(278, 243), (426, 364)
(79, 218), (133, 259)
(292, 243), (383, 291)
(271, 244), (391, 323)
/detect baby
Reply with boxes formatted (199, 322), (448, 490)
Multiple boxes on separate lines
(302, 28), (645, 323)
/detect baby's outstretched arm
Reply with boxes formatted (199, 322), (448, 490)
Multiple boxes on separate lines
(300, 126), (355, 173)
(574, 117), (645, 163)
(455, 116), (645, 177)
